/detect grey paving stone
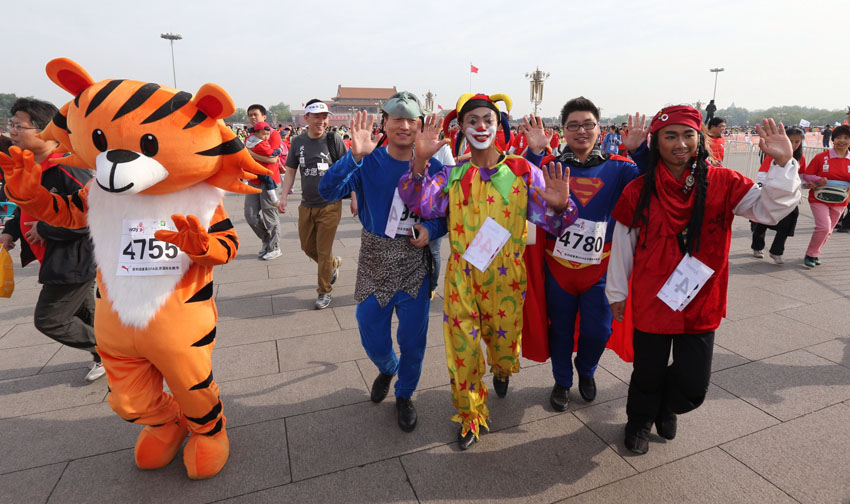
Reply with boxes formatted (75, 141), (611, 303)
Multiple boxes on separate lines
(212, 264), (269, 285)
(220, 360), (368, 429)
(212, 341), (279, 383)
(710, 343), (750, 372)
(0, 286), (41, 307)
(711, 349), (850, 421)
(716, 313), (836, 361)
(0, 402), (137, 474)
(0, 462), (66, 504)
(0, 324), (43, 349)
(48, 419), (289, 504)
(805, 337), (850, 368)
(0, 304), (37, 326)
(401, 413), (636, 504)
(331, 304), (358, 330)
(276, 329), (366, 372)
(216, 296), (274, 320)
(0, 343), (58, 380)
(722, 404), (850, 504)
(216, 278), (291, 301)
(220, 459), (417, 504)
(285, 385), (458, 481)
(40, 343), (94, 374)
(216, 310), (340, 348)
(597, 348), (633, 384)
(725, 265), (788, 290)
(724, 286), (806, 321)
(271, 283), (356, 313)
(573, 386), (778, 472)
(778, 297), (850, 337)
(760, 276), (847, 303)
(0, 368), (108, 419)
(562, 448), (795, 504)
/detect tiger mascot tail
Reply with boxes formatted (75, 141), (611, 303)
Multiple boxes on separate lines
(0, 58), (270, 480)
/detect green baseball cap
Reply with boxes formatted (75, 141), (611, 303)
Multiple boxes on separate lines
(382, 91), (423, 119)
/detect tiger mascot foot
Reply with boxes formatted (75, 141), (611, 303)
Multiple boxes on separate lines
(183, 427), (230, 480)
(134, 417), (189, 470)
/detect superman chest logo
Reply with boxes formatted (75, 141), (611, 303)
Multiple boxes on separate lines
(570, 177), (605, 206)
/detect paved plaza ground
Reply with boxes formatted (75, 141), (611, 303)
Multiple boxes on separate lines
(2, 182), (850, 503)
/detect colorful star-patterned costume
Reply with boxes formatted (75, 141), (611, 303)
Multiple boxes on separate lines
(399, 155), (577, 438)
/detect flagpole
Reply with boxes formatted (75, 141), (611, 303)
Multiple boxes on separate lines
(469, 61), (472, 92)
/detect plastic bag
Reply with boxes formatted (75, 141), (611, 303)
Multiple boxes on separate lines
(0, 245), (14, 298)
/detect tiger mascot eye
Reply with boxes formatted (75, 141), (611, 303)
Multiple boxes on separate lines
(0, 58), (271, 480)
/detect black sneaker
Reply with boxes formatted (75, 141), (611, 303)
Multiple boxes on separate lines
(624, 420), (651, 455)
(578, 375), (597, 402)
(549, 384), (570, 411)
(493, 376), (509, 398)
(396, 397), (417, 432)
(457, 426), (478, 450)
(370, 372), (393, 403)
(655, 408), (677, 440)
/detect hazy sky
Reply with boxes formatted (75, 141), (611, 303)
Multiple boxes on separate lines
(4, 0), (849, 119)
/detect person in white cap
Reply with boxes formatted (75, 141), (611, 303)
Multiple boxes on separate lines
(279, 99), (351, 309)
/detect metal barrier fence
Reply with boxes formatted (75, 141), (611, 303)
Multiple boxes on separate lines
(723, 140), (826, 181)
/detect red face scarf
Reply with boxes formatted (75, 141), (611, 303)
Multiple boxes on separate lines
(652, 159), (695, 235)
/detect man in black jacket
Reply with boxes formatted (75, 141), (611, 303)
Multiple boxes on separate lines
(0, 98), (103, 381)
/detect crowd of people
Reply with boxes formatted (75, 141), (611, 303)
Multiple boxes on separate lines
(7, 81), (850, 467)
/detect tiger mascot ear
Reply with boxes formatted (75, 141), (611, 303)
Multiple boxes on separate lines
(190, 84), (236, 121)
(46, 58), (96, 96)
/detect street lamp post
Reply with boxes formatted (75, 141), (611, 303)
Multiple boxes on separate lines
(525, 67), (550, 116)
(709, 67), (724, 102)
(161, 33), (182, 88)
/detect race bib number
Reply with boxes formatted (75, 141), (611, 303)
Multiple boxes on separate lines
(657, 254), (714, 311)
(384, 188), (421, 237)
(552, 218), (607, 264)
(462, 217), (511, 272)
(117, 219), (185, 276)
(317, 162), (329, 173)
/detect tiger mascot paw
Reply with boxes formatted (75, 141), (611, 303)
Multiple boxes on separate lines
(183, 424), (230, 480)
(134, 416), (189, 470)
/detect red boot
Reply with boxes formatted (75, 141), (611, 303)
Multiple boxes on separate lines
(183, 419), (229, 480)
(134, 416), (189, 470)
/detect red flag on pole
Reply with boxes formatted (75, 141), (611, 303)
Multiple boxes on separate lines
(470, 64), (479, 74)
(437, 105), (443, 110)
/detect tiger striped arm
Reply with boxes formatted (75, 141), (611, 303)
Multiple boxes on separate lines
(185, 204), (238, 267)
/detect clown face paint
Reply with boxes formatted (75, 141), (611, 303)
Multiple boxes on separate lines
(465, 125), (497, 150)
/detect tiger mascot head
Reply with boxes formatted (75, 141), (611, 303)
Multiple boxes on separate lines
(39, 57), (269, 195)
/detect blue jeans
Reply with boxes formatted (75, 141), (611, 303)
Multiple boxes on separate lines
(356, 277), (430, 398)
(546, 272), (612, 389)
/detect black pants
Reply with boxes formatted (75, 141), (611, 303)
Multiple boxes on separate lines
(33, 279), (99, 362)
(751, 223), (790, 256)
(626, 329), (714, 425)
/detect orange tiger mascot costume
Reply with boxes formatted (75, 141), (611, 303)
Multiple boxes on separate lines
(0, 58), (270, 480)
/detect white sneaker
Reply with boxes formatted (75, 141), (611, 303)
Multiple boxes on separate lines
(315, 293), (332, 309)
(752, 249), (764, 259)
(262, 249), (282, 260)
(85, 362), (106, 382)
(769, 253), (784, 264)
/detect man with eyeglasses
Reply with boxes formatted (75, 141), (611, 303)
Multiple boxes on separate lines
(1, 98), (103, 382)
(525, 97), (641, 411)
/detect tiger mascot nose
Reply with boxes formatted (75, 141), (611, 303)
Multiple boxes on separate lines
(95, 149), (168, 194)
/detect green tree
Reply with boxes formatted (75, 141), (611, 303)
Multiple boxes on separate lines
(225, 107), (248, 124)
(0, 93), (20, 122)
(268, 102), (292, 125)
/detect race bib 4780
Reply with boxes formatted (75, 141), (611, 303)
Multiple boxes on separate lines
(117, 219), (186, 276)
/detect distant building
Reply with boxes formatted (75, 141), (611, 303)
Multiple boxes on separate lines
(293, 85), (399, 127)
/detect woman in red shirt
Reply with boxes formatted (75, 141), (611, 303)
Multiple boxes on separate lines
(802, 125), (850, 267)
(606, 106), (800, 455)
(751, 126), (807, 263)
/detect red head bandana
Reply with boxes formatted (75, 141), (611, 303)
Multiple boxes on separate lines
(649, 105), (703, 135)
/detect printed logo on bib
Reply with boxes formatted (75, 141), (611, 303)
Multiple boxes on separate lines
(656, 254), (714, 311)
(117, 219), (186, 276)
(462, 216), (511, 272)
(384, 188), (421, 237)
(552, 218), (606, 264)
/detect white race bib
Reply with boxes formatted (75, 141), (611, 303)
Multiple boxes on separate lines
(117, 219), (186, 276)
(552, 218), (607, 264)
(462, 217), (512, 272)
(317, 162), (329, 172)
(657, 254), (714, 311)
(384, 188), (421, 238)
